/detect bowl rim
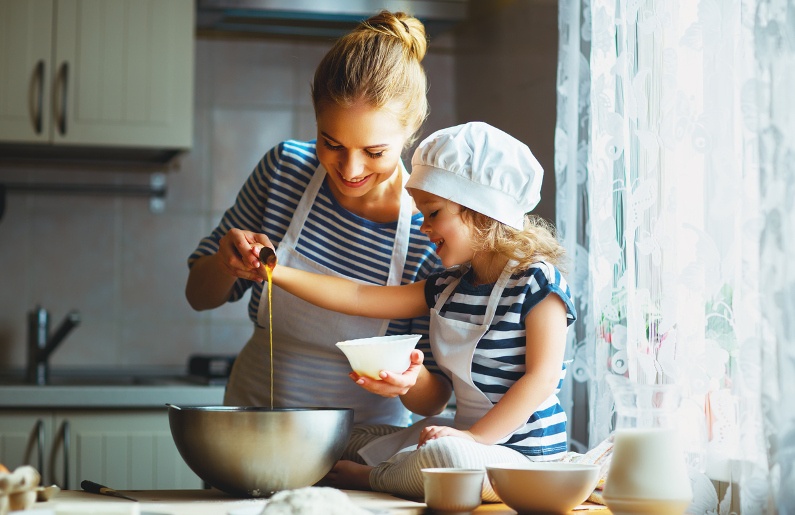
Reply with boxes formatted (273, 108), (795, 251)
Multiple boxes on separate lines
(167, 405), (354, 413)
(335, 334), (422, 346)
(421, 467), (486, 475)
(486, 461), (600, 472)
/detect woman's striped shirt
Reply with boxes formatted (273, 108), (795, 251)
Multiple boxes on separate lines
(189, 139), (442, 368)
(423, 261), (576, 458)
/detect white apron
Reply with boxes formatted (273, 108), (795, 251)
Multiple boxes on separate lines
(226, 162), (414, 426)
(359, 262), (518, 465)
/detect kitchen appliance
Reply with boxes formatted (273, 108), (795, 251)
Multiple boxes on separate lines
(187, 354), (236, 384)
(196, 0), (468, 39)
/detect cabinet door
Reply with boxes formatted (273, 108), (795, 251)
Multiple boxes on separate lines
(52, 410), (202, 490)
(52, 0), (194, 148)
(0, 0), (54, 143)
(0, 412), (54, 478)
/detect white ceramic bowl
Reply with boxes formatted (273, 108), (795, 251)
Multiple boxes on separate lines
(335, 334), (421, 380)
(486, 462), (600, 514)
(422, 468), (484, 513)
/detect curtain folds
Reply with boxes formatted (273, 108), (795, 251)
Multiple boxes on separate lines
(555, 0), (794, 512)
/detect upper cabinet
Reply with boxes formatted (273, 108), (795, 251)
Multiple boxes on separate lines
(0, 0), (194, 159)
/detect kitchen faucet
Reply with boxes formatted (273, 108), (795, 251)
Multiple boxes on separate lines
(26, 306), (81, 385)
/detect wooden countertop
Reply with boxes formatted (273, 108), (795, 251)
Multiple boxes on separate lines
(26, 488), (609, 514)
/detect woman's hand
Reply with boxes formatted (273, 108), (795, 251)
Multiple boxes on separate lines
(349, 349), (425, 397)
(216, 228), (274, 283)
(418, 426), (476, 447)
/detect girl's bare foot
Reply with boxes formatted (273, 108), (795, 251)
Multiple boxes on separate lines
(317, 460), (373, 490)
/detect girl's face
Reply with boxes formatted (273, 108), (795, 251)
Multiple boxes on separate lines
(411, 189), (475, 268)
(315, 99), (410, 200)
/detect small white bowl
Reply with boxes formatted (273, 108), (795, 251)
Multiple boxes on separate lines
(422, 468), (484, 513)
(486, 462), (599, 514)
(335, 334), (421, 380)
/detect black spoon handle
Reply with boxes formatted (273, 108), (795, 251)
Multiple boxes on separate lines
(81, 480), (138, 502)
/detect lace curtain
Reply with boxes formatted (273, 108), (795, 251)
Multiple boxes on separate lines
(555, 0), (794, 513)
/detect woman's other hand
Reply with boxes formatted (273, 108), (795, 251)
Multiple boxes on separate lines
(349, 349), (425, 397)
(418, 426), (476, 447)
(217, 228), (274, 283)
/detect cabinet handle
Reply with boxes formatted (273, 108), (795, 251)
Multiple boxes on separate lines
(57, 62), (69, 136)
(34, 419), (45, 475)
(34, 60), (45, 134)
(61, 420), (70, 490)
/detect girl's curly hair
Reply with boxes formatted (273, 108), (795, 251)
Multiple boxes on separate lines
(459, 208), (567, 274)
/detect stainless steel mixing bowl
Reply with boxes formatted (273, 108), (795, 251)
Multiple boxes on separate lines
(167, 405), (354, 497)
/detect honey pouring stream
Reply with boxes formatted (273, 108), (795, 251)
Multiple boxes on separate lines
(258, 246), (277, 410)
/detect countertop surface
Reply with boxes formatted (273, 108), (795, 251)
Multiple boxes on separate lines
(0, 384), (225, 409)
(23, 489), (610, 514)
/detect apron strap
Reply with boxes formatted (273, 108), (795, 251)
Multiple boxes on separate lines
(433, 261), (517, 319)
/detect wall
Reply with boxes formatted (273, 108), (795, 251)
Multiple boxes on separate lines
(0, 1), (559, 375)
(453, 0), (559, 223)
(0, 30), (456, 373)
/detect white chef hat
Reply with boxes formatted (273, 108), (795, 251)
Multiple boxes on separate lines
(407, 122), (543, 231)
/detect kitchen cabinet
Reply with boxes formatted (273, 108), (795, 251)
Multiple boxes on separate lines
(0, 0), (194, 154)
(0, 409), (202, 490)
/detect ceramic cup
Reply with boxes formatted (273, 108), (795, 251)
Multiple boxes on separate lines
(421, 468), (484, 513)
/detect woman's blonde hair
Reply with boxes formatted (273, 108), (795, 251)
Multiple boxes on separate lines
(311, 10), (429, 148)
(460, 208), (568, 273)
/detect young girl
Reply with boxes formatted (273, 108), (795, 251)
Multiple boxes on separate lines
(265, 122), (576, 501)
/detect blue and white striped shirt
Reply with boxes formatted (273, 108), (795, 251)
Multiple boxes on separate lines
(424, 261), (576, 458)
(189, 139), (443, 368)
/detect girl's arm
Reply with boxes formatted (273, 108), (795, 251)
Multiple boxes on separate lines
(269, 263), (430, 320)
(419, 293), (569, 445)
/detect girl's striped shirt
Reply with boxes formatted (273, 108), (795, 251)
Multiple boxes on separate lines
(424, 261), (576, 458)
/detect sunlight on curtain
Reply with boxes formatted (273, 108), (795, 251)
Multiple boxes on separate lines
(555, 0), (794, 512)
(555, 0), (594, 453)
(754, 3), (795, 512)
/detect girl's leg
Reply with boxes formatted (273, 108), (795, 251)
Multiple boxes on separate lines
(318, 425), (406, 490)
(318, 460), (374, 490)
(369, 437), (530, 502)
(341, 425), (404, 463)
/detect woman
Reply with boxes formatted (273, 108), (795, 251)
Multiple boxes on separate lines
(185, 10), (447, 459)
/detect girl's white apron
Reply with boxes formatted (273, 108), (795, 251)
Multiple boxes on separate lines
(359, 262), (519, 465)
(227, 163), (413, 426)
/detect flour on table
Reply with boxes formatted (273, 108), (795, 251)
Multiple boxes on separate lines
(259, 487), (371, 515)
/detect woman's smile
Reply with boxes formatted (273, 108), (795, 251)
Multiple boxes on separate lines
(338, 172), (373, 188)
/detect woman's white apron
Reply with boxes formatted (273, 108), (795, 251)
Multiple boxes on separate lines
(359, 262), (518, 465)
(227, 163), (414, 426)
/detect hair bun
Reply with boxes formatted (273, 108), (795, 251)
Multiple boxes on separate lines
(363, 10), (428, 62)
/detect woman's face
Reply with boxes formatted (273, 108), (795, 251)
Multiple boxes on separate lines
(411, 189), (475, 268)
(315, 99), (410, 200)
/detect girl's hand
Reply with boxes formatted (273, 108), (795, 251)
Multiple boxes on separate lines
(217, 228), (274, 283)
(418, 426), (476, 447)
(349, 349), (425, 398)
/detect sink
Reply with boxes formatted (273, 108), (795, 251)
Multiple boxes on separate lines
(0, 371), (216, 387)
